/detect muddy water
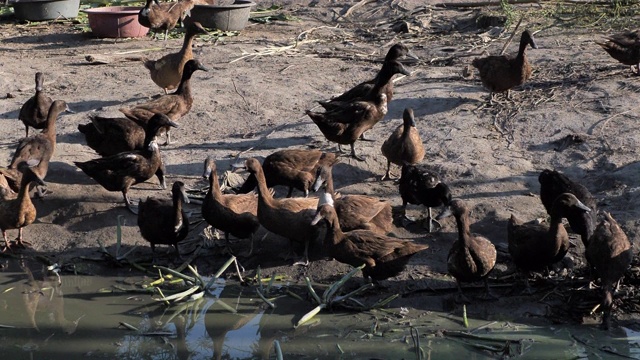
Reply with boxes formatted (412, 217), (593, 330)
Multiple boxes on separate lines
(0, 257), (638, 360)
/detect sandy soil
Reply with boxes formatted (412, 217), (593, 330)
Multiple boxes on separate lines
(0, 0), (639, 328)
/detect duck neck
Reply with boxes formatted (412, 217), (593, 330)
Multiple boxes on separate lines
(18, 178), (34, 209)
(173, 192), (185, 232)
(174, 71), (193, 98)
(401, 122), (413, 141)
(322, 209), (344, 246)
(252, 166), (274, 207)
(323, 169), (336, 196)
(42, 108), (59, 140)
(180, 29), (198, 57)
(455, 211), (473, 248)
(208, 168), (222, 201)
(546, 206), (566, 246)
(516, 36), (529, 61)
(370, 64), (396, 95)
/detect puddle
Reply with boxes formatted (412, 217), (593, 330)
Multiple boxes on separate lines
(0, 257), (638, 359)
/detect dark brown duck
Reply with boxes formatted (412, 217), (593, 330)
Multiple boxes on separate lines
(138, 181), (190, 258)
(472, 30), (537, 96)
(120, 59), (208, 144)
(74, 114), (169, 213)
(18, 72), (52, 137)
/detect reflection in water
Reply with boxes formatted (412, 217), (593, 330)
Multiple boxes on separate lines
(0, 257), (639, 359)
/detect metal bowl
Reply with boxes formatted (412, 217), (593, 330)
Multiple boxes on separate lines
(186, 1), (255, 31)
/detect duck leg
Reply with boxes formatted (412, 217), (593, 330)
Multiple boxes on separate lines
(521, 273), (535, 295)
(453, 281), (471, 304)
(349, 143), (365, 162)
(286, 187), (294, 198)
(337, 144), (345, 154)
(400, 201), (417, 227)
(165, 130), (171, 146)
(123, 192), (138, 215)
(25, 126), (29, 138)
(293, 239), (310, 267)
(1, 230), (11, 252)
(477, 278), (499, 301)
(381, 160), (394, 181)
(14, 228), (32, 248)
(423, 208), (442, 233)
(219, 232), (234, 256)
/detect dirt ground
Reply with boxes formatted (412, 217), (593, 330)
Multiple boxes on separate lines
(1, 0), (639, 329)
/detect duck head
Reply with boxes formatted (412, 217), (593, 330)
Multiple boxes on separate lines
(402, 108), (417, 128)
(521, 30), (538, 50)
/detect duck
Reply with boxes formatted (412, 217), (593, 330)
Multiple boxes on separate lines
(312, 157), (392, 234)
(508, 193), (591, 293)
(436, 199), (497, 303)
(538, 169), (597, 247)
(595, 30), (640, 74)
(243, 158), (319, 266)
(585, 212), (633, 330)
(306, 60), (411, 161)
(74, 114), (169, 214)
(18, 72), (52, 138)
(120, 59), (208, 145)
(2, 100), (69, 195)
(398, 163), (452, 232)
(318, 43), (418, 108)
(0, 165), (45, 252)
(138, 181), (190, 258)
(138, 0), (195, 40)
(380, 108), (425, 180)
(78, 112), (178, 157)
(202, 156), (260, 256)
(143, 21), (208, 94)
(472, 30), (538, 99)
(311, 196), (428, 281)
(237, 149), (337, 197)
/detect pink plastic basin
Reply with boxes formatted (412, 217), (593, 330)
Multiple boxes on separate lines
(82, 6), (149, 38)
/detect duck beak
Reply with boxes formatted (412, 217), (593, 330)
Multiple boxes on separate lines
(575, 199), (591, 212)
(197, 63), (210, 72)
(310, 210), (323, 226)
(406, 50), (419, 61)
(530, 38), (538, 49)
(65, 105), (75, 114)
(168, 120), (179, 128)
(181, 188), (190, 204)
(399, 64), (412, 76)
(312, 175), (324, 192)
(202, 167), (212, 180)
(435, 207), (452, 220)
(230, 161), (246, 172)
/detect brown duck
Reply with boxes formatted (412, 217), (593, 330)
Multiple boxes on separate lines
(539, 169), (597, 247)
(202, 156), (261, 256)
(312, 157), (392, 234)
(306, 60), (411, 161)
(74, 114), (169, 213)
(437, 199), (497, 302)
(0, 166), (45, 252)
(138, 181), (190, 258)
(596, 30), (640, 74)
(144, 21), (208, 94)
(380, 108), (425, 180)
(1, 100), (69, 194)
(120, 59), (208, 144)
(237, 149), (337, 197)
(243, 158), (319, 266)
(585, 212), (633, 330)
(508, 193), (591, 293)
(318, 43), (417, 108)
(311, 198), (428, 281)
(78, 112), (178, 156)
(18, 72), (52, 138)
(138, 0), (195, 40)
(472, 30), (538, 98)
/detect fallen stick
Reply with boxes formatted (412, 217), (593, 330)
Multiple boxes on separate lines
(84, 54), (145, 65)
(433, 0), (615, 7)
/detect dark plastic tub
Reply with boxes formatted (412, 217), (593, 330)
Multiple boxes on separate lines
(12, 0), (80, 21)
(186, 0), (255, 31)
(82, 6), (149, 38)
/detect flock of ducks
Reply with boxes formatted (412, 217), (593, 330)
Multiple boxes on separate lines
(2, 10), (640, 329)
